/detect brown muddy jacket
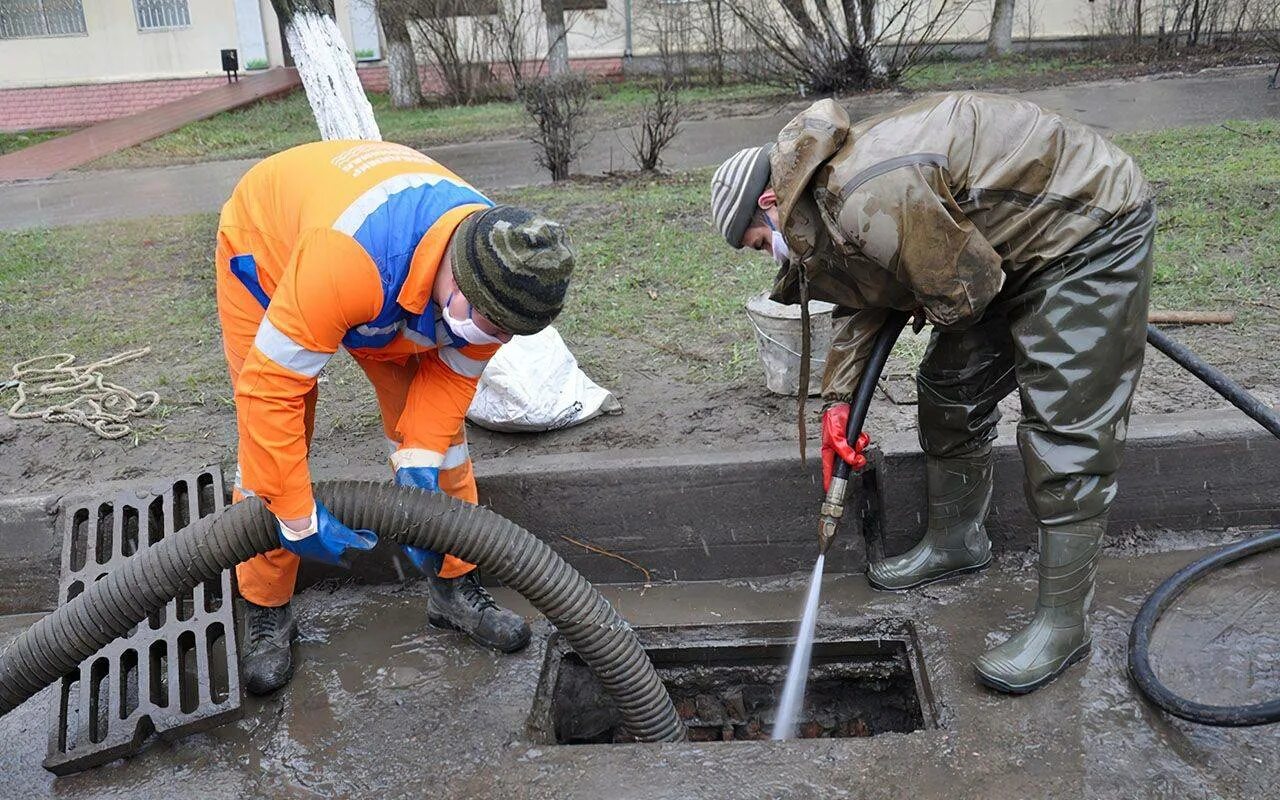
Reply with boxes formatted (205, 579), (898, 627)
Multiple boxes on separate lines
(768, 92), (1152, 402)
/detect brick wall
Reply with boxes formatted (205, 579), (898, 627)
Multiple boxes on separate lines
(1, 57), (624, 132)
(0, 76), (231, 132)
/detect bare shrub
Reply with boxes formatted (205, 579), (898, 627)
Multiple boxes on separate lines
(1081, 1), (1269, 54)
(628, 80), (683, 172)
(476, 0), (544, 94)
(727, 0), (973, 95)
(699, 0), (732, 85)
(409, 1), (497, 105)
(634, 0), (701, 84)
(520, 73), (593, 181)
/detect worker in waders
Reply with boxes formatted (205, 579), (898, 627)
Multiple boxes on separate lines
(216, 140), (575, 694)
(710, 93), (1154, 694)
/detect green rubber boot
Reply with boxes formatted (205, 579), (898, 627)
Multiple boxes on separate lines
(975, 516), (1106, 694)
(866, 449), (993, 591)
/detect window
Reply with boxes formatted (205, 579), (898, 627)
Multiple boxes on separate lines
(134, 0), (190, 31)
(0, 0), (86, 38)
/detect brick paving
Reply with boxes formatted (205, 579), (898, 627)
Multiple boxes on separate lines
(0, 68), (300, 182)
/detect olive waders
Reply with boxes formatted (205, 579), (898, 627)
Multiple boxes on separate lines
(872, 202), (1155, 693)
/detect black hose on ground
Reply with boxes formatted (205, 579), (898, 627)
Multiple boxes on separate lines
(1127, 324), (1280, 727)
(1146, 323), (1280, 438)
(0, 481), (685, 743)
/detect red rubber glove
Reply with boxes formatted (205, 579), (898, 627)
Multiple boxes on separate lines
(821, 403), (870, 491)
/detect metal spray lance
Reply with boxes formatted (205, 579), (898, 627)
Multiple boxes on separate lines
(817, 311), (910, 555)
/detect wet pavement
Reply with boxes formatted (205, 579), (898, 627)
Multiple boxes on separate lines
(2, 66), (1277, 230)
(1, 529), (1276, 799)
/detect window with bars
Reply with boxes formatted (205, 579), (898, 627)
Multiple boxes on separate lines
(134, 0), (190, 30)
(0, 0), (87, 38)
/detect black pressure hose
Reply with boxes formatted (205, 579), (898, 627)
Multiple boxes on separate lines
(817, 310), (909, 555)
(1128, 323), (1280, 726)
(1146, 324), (1280, 438)
(838, 311), (912, 483)
(0, 481), (685, 743)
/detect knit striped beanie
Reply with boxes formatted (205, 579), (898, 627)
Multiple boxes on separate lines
(710, 145), (773, 248)
(452, 205), (575, 336)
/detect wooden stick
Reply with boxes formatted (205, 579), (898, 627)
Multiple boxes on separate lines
(560, 535), (653, 584)
(1148, 310), (1236, 325)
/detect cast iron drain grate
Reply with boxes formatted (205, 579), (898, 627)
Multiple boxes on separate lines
(44, 467), (243, 775)
(530, 620), (937, 744)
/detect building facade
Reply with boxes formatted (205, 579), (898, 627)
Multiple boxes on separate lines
(0, 1), (1149, 131)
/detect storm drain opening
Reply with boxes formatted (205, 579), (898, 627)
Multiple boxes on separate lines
(530, 620), (938, 745)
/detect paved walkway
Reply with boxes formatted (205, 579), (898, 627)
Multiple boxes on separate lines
(1, 67), (1276, 230)
(0, 69), (300, 183)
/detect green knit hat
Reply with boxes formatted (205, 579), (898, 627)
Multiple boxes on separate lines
(452, 205), (575, 336)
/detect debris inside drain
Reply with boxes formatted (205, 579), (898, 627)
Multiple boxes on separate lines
(534, 622), (934, 745)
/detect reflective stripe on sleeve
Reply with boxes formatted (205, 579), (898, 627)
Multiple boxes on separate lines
(438, 347), (487, 378)
(440, 441), (470, 470)
(254, 317), (331, 378)
(234, 464), (257, 497)
(390, 447), (446, 471)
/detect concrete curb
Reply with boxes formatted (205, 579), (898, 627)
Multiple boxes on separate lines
(2, 409), (1277, 613)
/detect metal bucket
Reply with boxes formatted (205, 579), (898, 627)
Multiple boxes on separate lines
(745, 292), (835, 397)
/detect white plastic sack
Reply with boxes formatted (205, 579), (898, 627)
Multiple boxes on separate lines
(467, 327), (621, 432)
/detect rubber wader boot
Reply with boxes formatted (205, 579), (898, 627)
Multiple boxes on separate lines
(428, 570), (532, 654)
(975, 516), (1107, 694)
(242, 600), (299, 696)
(866, 450), (994, 591)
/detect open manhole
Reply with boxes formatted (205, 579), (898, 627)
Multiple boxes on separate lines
(529, 620), (937, 745)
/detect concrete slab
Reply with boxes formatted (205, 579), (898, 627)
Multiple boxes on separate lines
(1, 409), (1276, 613)
(1, 531), (1276, 798)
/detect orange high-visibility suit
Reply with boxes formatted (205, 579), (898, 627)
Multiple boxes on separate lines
(215, 140), (500, 607)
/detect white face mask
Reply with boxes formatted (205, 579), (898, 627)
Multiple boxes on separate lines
(771, 229), (790, 266)
(442, 292), (507, 346)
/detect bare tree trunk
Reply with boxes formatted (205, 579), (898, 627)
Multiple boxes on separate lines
(271, 0), (380, 140)
(986, 0), (1016, 57)
(542, 0), (570, 76)
(377, 1), (422, 109)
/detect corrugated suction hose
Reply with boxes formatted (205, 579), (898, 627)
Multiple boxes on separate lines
(0, 481), (685, 742)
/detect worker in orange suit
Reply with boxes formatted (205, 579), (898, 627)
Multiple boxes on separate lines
(215, 140), (575, 694)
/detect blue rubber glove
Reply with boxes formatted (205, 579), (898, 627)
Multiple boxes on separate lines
(394, 466), (441, 572)
(277, 501), (377, 568)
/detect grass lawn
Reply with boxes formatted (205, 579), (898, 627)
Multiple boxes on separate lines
(0, 129), (62, 156)
(899, 54), (1106, 91)
(89, 81), (781, 171)
(3, 121), (1276, 407)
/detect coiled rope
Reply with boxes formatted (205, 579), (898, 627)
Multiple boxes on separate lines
(1, 349), (159, 440)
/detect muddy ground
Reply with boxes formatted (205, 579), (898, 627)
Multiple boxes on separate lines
(1, 530), (1276, 799)
(3, 321), (1277, 499)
